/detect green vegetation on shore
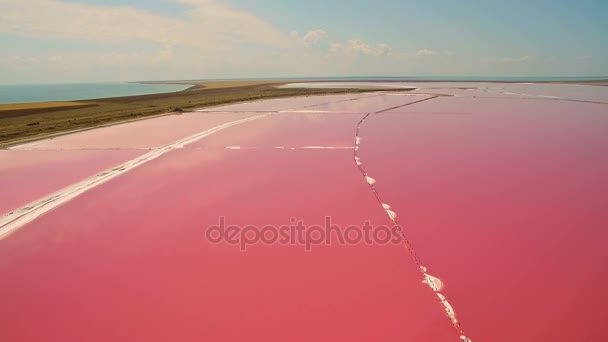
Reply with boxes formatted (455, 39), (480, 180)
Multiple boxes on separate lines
(0, 82), (377, 148)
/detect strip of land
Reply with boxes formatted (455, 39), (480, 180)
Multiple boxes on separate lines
(0, 81), (380, 148)
(4, 78), (605, 148)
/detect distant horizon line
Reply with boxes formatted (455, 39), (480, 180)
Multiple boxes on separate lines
(3, 75), (608, 86)
(143, 75), (608, 81)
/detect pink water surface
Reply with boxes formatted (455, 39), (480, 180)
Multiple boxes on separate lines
(1, 86), (607, 341)
(198, 93), (375, 112)
(13, 112), (260, 150)
(0, 148), (455, 341)
(188, 112), (361, 148)
(359, 96), (608, 341)
(299, 94), (434, 113)
(0, 149), (144, 215)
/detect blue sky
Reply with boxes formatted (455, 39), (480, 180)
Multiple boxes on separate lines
(1, 0), (606, 83)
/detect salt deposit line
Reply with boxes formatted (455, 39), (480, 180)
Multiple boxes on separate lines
(353, 97), (473, 342)
(222, 146), (355, 150)
(0, 114), (270, 240)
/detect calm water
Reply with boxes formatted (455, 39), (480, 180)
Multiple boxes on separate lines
(0, 83), (190, 104)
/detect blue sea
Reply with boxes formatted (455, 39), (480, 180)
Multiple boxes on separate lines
(0, 82), (191, 104)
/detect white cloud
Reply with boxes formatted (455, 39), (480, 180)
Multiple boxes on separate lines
(8, 56), (41, 64)
(501, 55), (530, 63)
(0, 0), (290, 49)
(292, 29), (328, 47)
(47, 55), (64, 63)
(576, 55), (592, 61)
(0, 1), (441, 82)
(330, 40), (391, 57)
(416, 49), (438, 56)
